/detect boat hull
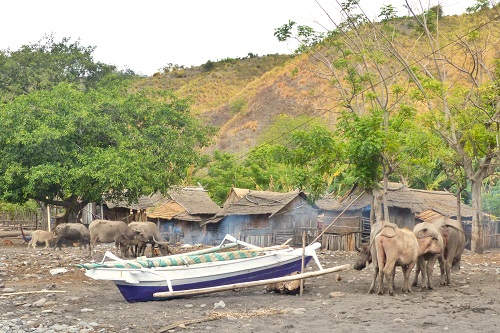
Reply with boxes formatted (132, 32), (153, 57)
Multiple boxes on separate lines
(116, 256), (312, 302)
(84, 249), (315, 302)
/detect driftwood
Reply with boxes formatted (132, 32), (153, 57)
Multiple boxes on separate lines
(153, 264), (350, 298)
(0, 231), (23, 238)
(2, 290), (67, 296)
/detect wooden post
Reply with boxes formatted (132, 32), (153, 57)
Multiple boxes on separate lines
(47, 204), (51, 232)
(300, 230), (306, 296)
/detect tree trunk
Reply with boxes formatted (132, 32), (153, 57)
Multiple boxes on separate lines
(470, 179), (484, 254)
(35, 200), (49, 230)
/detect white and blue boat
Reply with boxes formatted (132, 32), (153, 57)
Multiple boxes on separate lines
(78, 235), (323, 302)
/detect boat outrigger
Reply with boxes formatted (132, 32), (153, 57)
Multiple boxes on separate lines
(77, 235), (349, 302)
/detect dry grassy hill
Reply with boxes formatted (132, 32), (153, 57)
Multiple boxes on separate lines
(133, 53), (336, 155)
(132, 8), (500, 156)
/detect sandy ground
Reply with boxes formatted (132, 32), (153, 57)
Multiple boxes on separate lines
(1, 239), (499, 333)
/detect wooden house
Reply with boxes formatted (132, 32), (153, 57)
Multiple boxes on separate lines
(203, 188), (318, 247)
(146, 186), (222, 245)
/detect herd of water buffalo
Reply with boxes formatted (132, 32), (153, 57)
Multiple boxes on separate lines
(353, 217), (466, 296)
(26, 220), (172, 259)
(25, 217), (465, 297)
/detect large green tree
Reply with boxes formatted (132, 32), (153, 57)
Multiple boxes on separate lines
(0, 80), (210, 222)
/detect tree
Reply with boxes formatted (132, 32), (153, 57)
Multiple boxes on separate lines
(197, 120), (344, 204)
(275, 0), (426, 223)
(401, 0), (500, 253)
(0, 79), (211, 223)
(0, 34), (123, 102)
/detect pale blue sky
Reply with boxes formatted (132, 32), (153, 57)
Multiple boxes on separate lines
(1, 0), (476, 76)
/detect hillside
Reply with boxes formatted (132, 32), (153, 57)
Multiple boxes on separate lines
(134, 52), (337, 155)
(132, 7), (500, 156)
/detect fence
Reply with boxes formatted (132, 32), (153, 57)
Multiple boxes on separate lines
(484, 234), (500, 249)
(321, 232), (361, 251)
(0, 211), (41, 230)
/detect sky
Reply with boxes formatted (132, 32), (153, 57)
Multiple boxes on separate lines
(1, 0), (477, 76)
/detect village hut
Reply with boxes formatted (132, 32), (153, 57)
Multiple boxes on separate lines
(103, 193), (165, 223)
(315, 182), (427, 251)
(203, 188), (318, 247)
(146, 186), (222, 245)
(410, 189), (498, 249)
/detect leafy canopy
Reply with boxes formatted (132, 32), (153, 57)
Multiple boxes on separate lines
(0, 79), (211, 207)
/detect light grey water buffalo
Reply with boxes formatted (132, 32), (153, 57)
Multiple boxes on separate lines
(27, 230), (54, 249)
(412, 222), (444, 290)
(374, 223), (442, 296)
(433, 217), (466, 286)
(89, 220), (142, 258)
(128, 221), (171, 257)
(52, 223), (90, 254)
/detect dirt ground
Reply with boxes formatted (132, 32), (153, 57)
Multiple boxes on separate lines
(1, 238), (499, 333)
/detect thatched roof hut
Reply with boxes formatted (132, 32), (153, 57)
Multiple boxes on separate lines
(410, 189), (474, 222)
(321, 182), (427, 213)
(104, 192), (166, 222)
(147, 186), (221, 223)
(217, 188), (308, 218)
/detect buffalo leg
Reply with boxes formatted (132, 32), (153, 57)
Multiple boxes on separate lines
(384, 261), (396, 296)
(412, 259), (422, 287)
(425, 255), (438, 290)
(368, 264), (378, 294)
(401, 263), (415, 294)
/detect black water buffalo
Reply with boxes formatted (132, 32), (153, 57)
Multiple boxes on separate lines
(433, 217), (466, 286)
(52, 223), (90, 255)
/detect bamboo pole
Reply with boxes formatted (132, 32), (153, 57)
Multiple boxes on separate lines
(153, 264), (350, 299)
(3, 290), (66, 296)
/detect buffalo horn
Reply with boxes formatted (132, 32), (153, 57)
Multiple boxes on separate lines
(153, 236), (169, 245)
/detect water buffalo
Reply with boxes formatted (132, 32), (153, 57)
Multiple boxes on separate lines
(374, 223), (442, 295)
(433, 217), (466, 286)
(412, 222), (444, 290)
(128, 221), (171, 257)
(27, 230), (54, 249)
(52, 223), (90, 255)
(89, 220), (141, 259)
(353, 221), (394, 294)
